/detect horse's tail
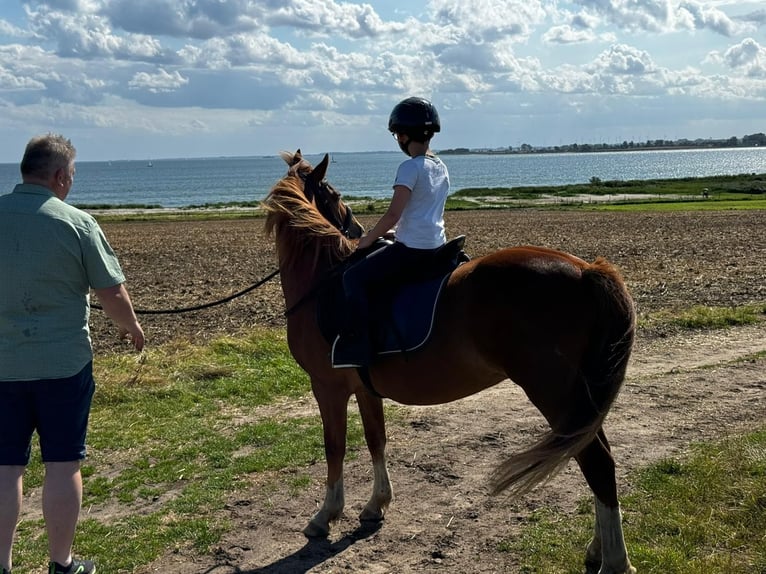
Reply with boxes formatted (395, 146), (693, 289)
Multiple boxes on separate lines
(490, 257), (635, 496)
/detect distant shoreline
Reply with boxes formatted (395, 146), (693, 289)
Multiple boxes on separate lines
(439, 142), (764, 156)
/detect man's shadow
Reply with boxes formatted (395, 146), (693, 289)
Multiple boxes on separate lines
(199, 521), (383, 574)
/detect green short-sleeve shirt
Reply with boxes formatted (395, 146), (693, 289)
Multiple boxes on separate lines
(0, 184), (126, 381)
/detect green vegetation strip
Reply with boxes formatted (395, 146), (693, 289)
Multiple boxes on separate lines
(14, 328), (364, 573)
(500, 429), (766, 574)
(83, 173), (766, 221)
(638, 303), (766, 331)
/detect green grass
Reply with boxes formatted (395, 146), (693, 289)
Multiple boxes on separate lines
(13, 327), (365, 573)
(452, 173), (766, 199)
(499, 429), (766, 573)
(638, 304), (766, 331)
(591, 198), (766, 212)
(92, 209), (264, 223)
(446, 173), (766, 212)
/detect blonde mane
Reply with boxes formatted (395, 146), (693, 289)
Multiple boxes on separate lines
(262, 166), (354, 271)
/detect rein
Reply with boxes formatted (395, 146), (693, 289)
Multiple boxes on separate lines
(91, 268), (280, 315)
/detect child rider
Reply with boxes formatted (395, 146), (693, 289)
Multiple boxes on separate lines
(332, 96), (450, 368)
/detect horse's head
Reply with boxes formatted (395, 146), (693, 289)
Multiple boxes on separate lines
(280, 149), (364, 240)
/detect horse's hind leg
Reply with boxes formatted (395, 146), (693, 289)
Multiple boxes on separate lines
(304, 379), (351, 538)
(575, 430), (636, 574)
(355, 390), (392, 524)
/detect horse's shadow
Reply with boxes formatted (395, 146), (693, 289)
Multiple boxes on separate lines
(198, 521), (383, 574)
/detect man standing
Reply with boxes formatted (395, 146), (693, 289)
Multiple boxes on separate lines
(0, 134), (145, 574)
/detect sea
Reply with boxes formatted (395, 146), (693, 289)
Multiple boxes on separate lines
(1, 147), (765, 208)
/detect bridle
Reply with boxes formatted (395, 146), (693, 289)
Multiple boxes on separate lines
(301, 173), (358, 238)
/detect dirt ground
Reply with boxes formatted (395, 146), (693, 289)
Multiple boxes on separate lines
(88, 209), (766, 574)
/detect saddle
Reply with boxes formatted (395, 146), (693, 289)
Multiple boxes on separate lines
(317, 236), (469, 360)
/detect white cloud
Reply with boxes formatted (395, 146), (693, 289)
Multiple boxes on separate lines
(589, 43), (656, 75)
(427, 0), (548, 41)
(0, 18), (33, 38)
(26, 6), (168, 61)
(103, 0), (262, 40)
(543, 24), (598, 44)
(0, 66), (46, 90)
(720, 37), (766, 77)
(129, 68), (189, 92)
(677, 0), (746, 36)
(574, 0), (745, 35)
(0, 0), (763, 161)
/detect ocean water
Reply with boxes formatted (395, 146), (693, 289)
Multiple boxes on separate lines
(1, 147), (764, 208)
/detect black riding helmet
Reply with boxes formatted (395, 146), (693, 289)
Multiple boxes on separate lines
(388, 97), (441, 143)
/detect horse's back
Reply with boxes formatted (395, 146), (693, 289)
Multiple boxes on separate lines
(450, 245), (628, 300)
(469, 244), (587, 272)
(446, 245), (593, 311)
(436, 245), (633, 381)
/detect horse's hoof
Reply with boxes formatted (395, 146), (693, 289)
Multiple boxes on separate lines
(596, 566), (636, 574)
(303, 520), (330, 538)
(359, 506), (385, 523)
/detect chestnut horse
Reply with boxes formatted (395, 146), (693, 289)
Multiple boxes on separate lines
(263, 150), (637, 574)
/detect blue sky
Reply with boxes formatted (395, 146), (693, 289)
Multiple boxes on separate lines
(0, 0), (764, 162)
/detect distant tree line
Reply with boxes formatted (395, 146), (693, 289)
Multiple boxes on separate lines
(439, 132), (766, 155)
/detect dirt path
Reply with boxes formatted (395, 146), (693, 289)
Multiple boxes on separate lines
(141, 320), (766, 574)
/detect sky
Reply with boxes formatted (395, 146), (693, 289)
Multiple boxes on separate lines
(0, 0), (764, 162)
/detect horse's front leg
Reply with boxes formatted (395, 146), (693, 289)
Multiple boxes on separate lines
(355, 389), (392, 524)
(303, 379), (351, 538)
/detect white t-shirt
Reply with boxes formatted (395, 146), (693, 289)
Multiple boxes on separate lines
(393, 155), (450, 249)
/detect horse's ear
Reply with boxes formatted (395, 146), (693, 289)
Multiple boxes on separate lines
(279, 149), (303, 167)
(310, 153), (330, 183)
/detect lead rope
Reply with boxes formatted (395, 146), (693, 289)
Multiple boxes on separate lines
(91, 268), (280, 315)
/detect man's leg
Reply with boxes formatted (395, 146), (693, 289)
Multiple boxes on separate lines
(43, 461), (82, 567)
(36, 365), (94, 568)
(0, 465), (25, 572)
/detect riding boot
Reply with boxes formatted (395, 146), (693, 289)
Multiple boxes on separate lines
(332, 329), (371, 368)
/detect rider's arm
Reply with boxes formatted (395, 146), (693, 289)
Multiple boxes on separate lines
(357, 185), (410, 249)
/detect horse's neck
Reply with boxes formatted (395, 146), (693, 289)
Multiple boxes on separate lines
(277, 235), (339, 311)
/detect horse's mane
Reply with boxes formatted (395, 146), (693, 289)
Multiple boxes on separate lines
(262, 156), (353, 270)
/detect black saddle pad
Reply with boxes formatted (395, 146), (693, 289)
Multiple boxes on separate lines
(317, 236), (468, 358)
(370, 273), (451, 354)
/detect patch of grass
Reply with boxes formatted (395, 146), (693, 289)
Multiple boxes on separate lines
(638, 304), (766, 331)
(591, 198), (766, 212)
(12, 327), (365, 574)
(625, 431), (766, 572)
(672, 305), (764, 329)
(444, 197), (486, 210)
(453, 173), (766, 199)
(497, 429), (766, 573)
(75, 203), (164, 210)
(93, 210), (264, 223)
(447, 174), (766, 211)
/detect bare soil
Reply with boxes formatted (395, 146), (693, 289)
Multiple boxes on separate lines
(88, 210), (765, 574)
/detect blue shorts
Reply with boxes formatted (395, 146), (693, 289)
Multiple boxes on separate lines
(0, 362), (95, 465)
